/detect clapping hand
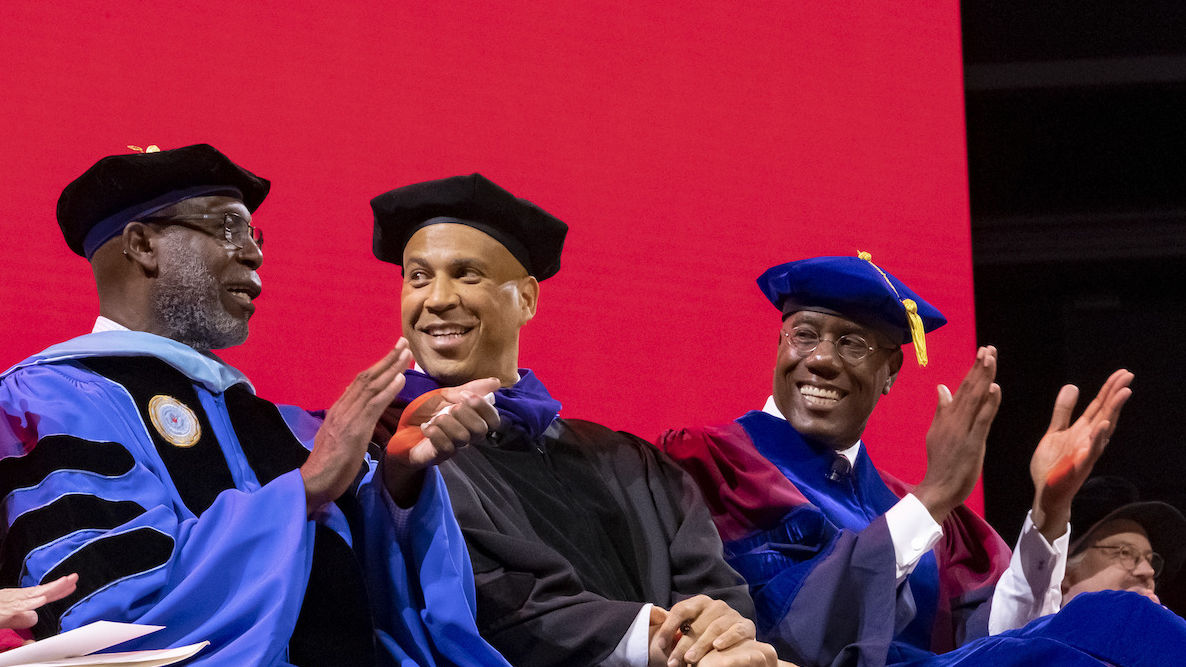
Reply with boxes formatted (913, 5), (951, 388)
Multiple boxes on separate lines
(1030, 369), (1134, 541)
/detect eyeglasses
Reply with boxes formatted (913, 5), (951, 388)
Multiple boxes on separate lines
(142, 211), (263, 250)
(781, 326), (890, 365)
(1090, 543), (1164, 578)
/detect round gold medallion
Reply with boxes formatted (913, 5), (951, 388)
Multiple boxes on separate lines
(148, 395), (201, 447)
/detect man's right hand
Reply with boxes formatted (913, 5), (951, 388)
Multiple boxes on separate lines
(1029, 369), (1133, 542)
(648, 597), (782, 667)
(914, 345), (1003, 524)
(650, 595), (756, 666)
(301, 340), (413, 516)
(382, 378), (501, 506)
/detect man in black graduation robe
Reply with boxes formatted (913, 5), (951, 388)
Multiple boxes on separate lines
(370, 174), (782, 667)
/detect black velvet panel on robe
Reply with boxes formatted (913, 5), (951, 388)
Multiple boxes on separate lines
(436, 418), (753, 667)
(72, 357), (376, 665)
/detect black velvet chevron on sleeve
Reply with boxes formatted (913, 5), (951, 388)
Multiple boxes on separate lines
(0, 493), (145, 587)
(0, 436), (134, 500)
(35, 527), (175, 638)
(0, 435), (144, 585)
(0, 431), (170, 637)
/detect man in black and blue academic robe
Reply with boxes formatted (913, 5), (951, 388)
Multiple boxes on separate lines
(659, 254), (1134, 666)
(0, 145), (509, 665)
(369, 174), (781, 667)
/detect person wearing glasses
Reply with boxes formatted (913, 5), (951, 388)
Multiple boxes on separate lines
(1062, 476), (1186, 606)
(0, 145), (510, 665)
(657, 254), (1133, 666)
(937, 475), (1186, 663)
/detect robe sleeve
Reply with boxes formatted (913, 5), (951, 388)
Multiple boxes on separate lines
(635, 431), (756, 617)
(356, 465), (512, 666)
(658, 424), (901, 667)
(0, 364), (315, 664)
(878, 474), (1011, 651)
(914, 591), (1186, 666)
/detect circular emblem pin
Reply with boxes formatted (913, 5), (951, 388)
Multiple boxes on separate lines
(148, 395), (201, 447)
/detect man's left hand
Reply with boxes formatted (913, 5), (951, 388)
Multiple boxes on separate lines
(694, 641), (783, 667)
(1030, 368), (1134, 542)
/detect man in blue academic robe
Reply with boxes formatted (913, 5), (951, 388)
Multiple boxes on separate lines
(658, 254), (1133, 666)
(0, 144), (509, 666)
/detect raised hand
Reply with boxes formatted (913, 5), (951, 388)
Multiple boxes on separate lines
(1030, 369), (1134, 541)
(301, 340), (413, 516)
(0, 573), (78, 630)
(914, 346), (1003, 524)
(383, 377), (501, 504)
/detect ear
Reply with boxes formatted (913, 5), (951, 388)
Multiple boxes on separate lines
(517, 276), (540, 325)
(883, 348), (904, 394)
(122, 222), (161, 276)
(1061, 555), (1084, 596)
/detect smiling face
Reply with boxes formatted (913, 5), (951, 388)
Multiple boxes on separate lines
(147, 196), (262, 350)
(1062, 519), (1159, 604)
(772, 310), (903, 450)
(401, 223), (538, 387)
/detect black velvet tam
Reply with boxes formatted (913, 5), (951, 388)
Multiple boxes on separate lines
(370, 173), (568, 281)
(1069, 476), (1186, 581)
(57, 144), (270, 258)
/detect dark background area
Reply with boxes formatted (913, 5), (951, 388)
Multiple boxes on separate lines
(963, 2), (1186, 612)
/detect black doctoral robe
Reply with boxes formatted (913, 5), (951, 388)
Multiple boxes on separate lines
(381, 401), (753, 667)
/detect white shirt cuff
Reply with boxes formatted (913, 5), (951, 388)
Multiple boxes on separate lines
(988, 510), (1068, 634)
(600, 603), (652, 666)
(886, 493), (943, 583)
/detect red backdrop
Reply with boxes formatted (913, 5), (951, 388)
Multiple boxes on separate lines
(0, 2), (981, 508)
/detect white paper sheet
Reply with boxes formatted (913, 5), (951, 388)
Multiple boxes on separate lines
(0, 622), (184, 667)
(2, 642), (208, 667)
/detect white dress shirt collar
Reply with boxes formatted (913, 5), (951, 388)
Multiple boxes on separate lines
(761, 395), (862, 466)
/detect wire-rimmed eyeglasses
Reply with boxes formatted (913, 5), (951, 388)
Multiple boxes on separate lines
(1089, 543), (1164, 578)
(141, 211), (262, 250)
(780, 326), (892, 365)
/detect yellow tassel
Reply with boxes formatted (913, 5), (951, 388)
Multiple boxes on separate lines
(858, 251), (930, 367)
(126, 144), (161, 153)
(902, 299), (928, 366)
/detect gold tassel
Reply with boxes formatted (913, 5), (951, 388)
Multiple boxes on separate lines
(858, 251), (929, 367)
(902, 299), (928, 367)
(127, 144), (161, 153)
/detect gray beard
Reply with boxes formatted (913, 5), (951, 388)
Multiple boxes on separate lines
(150, 242), (248, 351)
